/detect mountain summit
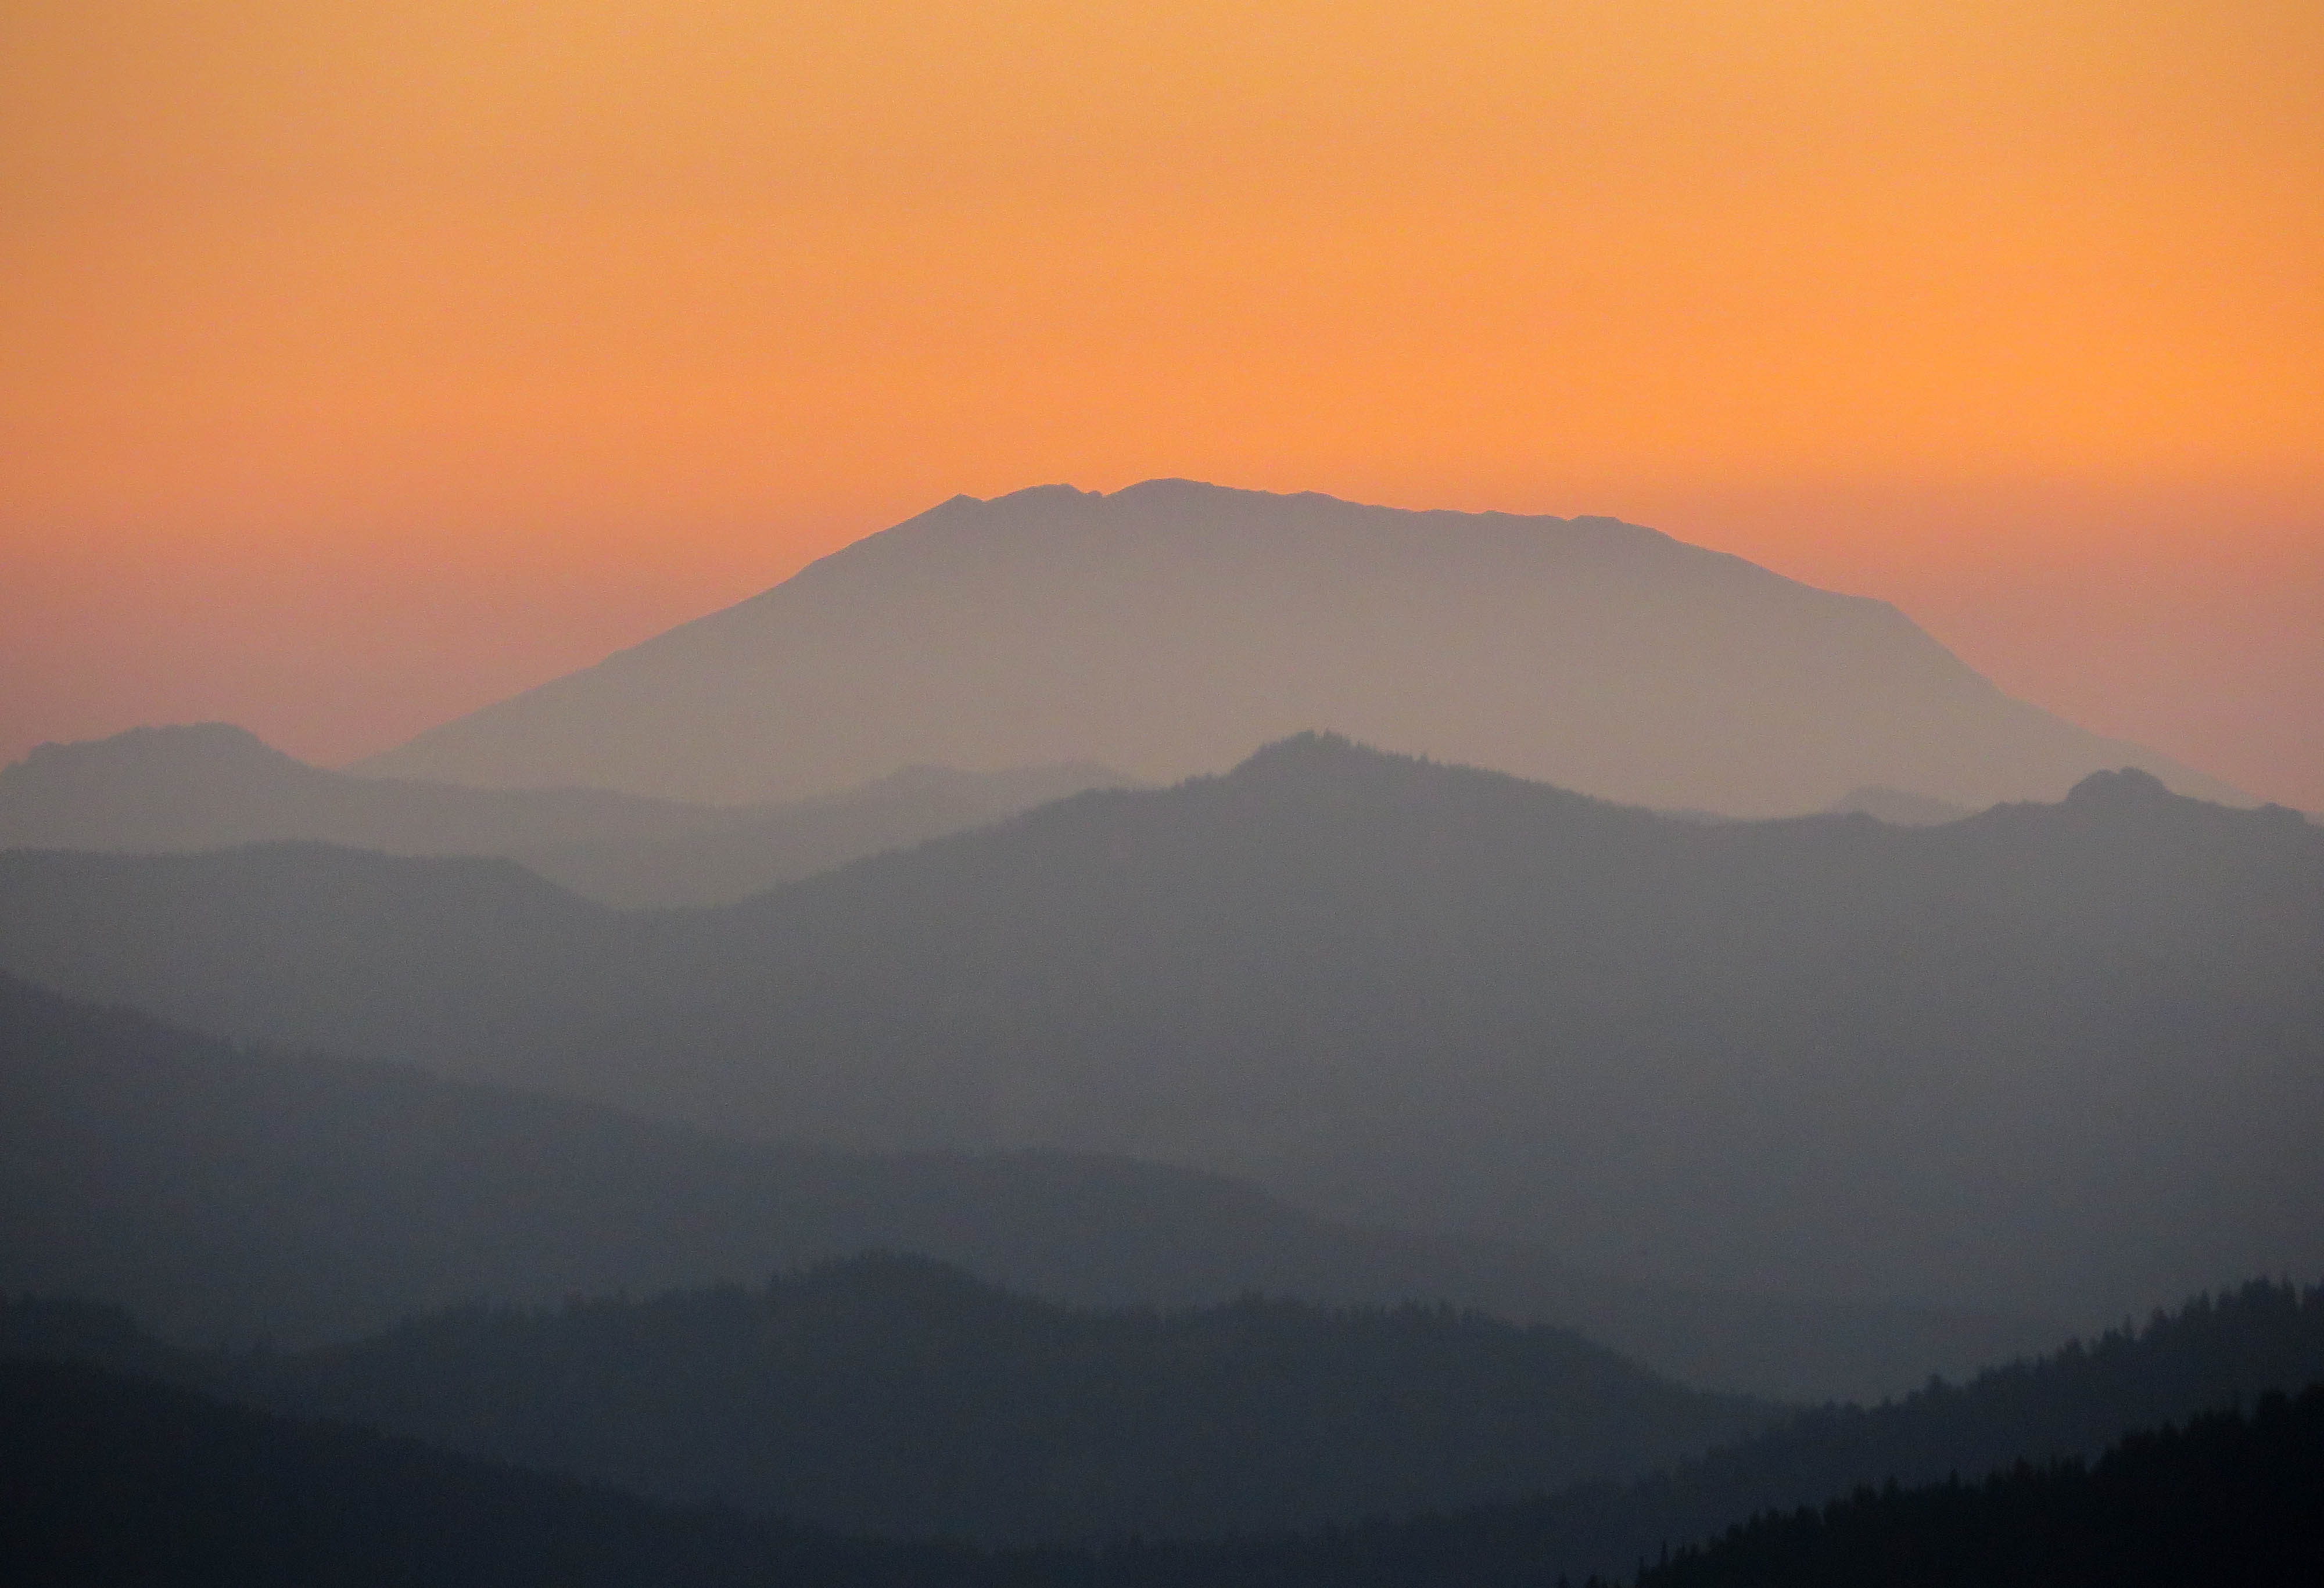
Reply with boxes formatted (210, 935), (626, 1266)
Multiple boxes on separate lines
(357, 481), (2238, 814)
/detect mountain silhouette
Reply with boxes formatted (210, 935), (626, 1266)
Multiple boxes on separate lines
(0, 723), (711, 852)
(2, 1259), (1772, 1543)
(354, 481), (2243, 814)
(1634, 1388), (2324, 1588)
(0, 724), (1128, 907)
(0, 971), (2049, 1400)
(11, 1278), (2321, 1582)
(2, 737), (2314, 1321)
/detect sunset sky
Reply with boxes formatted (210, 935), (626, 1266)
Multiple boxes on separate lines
(5, 1), (2319, 807)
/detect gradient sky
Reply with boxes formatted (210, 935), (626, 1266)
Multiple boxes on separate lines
(5, 1), (2320, 807)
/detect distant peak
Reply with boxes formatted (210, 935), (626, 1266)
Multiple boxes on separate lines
(1219, 732), (1466, 787)
(2063, 767), (2174, 810)
(1107, 477), (1214, 495)
(987, 483), (1095, 504)
(1107, 477), (1289, 502)
(17, 722), (290, 769)
(1231, 731), (1373, 771)
(892, 478), (1669, 548)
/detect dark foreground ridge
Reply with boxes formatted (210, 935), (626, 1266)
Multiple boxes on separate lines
(1633, 1386), (2324, 1588)
(9, 1277), (2321, 1578)
(0, 1357), (933, 1588)
(1, 1256), (1772, 1544)
(6, 1357), (2321, 1588)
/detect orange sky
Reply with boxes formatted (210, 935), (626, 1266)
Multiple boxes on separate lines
(5, 1), (2320, 807)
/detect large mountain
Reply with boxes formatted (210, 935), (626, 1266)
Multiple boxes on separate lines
(2, 739), (2315, 1320)
(0, 724), (1127, 907)
(356, 480), (2239, 814)
(0, 972), (2045, 1399)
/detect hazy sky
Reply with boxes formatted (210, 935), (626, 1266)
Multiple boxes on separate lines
(5, 1), (2320, 806)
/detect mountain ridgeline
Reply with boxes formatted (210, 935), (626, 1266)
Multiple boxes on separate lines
(0, 1260), (1773, 1543)
(12, 1361), (2322, 1588)
(0, 971), (2050, 1400)
(354, 481), (2241, 815)
(0, 724), (1129, 907)
(1629, 1388), (2324, 1588)
(8, 1278), (2321, 1581)
(2, 737), (2314, 1321)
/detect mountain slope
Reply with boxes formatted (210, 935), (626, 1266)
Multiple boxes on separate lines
(521, 760), (1135, 906)
(0, 724), (1128, 906)
(356, 480), (2241, 814)
(0, 1358), (928, 1588)
(3, 1260), (1773, 1543)
(1635, 1387), (2324, 1588)
(2, 739), (2315, 1319)
(0, 723), (714, 853)
(1205, 1281), (2324, 1586)
(12, 1279), (2321, 1582)
(0, 972), (2046, 1399)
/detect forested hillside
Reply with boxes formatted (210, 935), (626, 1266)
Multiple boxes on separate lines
(2, 1257), (1771, 1543)
(1633, 1388), (2324, 1588)
(1052, 1280), (2324, 1584)
(9, 1283), (2321, 1585)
